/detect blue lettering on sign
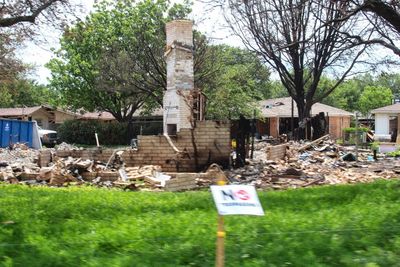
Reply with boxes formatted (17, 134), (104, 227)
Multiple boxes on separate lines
(4, 123), (10, 132)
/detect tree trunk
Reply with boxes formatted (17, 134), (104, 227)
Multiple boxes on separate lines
(127, 119), (135, 144)
(295, 99), (312, 140)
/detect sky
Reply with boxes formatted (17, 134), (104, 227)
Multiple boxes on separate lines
(19, 0), (238, 84)
(19, 0), (400, 84)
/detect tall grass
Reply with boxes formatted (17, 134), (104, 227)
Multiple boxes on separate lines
(0, 180), (399, 266)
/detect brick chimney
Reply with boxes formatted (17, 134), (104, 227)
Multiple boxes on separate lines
(163, 20), (194, 135)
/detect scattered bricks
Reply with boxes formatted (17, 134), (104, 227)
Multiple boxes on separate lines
(72, 171), (120, 182)
(18, 172), (39, 181)
(81, 172), (98, 181)
(37, 167), (53, 181)
(49, 173), (78, 186)
(266, 144), (287, 160)
(55, 150), (71, 158)
(96, 171), (119, 182)
(165, 172), (198, 191)
(38, 150), (52, 167)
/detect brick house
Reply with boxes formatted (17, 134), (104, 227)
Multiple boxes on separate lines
(257, 97), (353, 139)
(0, 105), (77, 130)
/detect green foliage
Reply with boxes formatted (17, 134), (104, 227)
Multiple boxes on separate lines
(371, 142), (380, 151)
(57, 120), (162, 145)
(376, 72), (400, 97)
(322, 78), (368, 112)
(0, 180), (400, 266)
(343, 127), (370, 133)
(204, 45), (270, 119)
(0, 79), (58, 108)
(264, 80), (289, 99)
(358, 86), (393, 116)
(322, 73), (400, 112)
(47, 0), (192, 121)
(386, 150), (400, 157)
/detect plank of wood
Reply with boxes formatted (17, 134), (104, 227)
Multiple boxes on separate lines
(298, 134), (330, 152)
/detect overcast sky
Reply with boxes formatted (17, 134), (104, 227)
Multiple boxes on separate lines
(19, 0), (238, 84)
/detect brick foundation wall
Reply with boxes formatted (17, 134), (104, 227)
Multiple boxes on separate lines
(54, 121), (230, 172)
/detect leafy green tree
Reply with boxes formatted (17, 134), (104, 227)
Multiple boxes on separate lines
(376, 72), (400, 97)
(358, 85), (393, 116)
(47, 0), (217, 122)
(0, 79), (57, 108)
(265, 80), (289, 99)
(204, 45), (270, 119)
(220, 0), (366, 139)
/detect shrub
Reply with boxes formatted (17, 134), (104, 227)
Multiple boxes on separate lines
(343, 127), (370, 133)
(57, 120), (162, 145)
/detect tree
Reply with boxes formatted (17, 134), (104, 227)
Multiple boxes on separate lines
(0, 79), (58, 108)
(358, 85), (393, 116)
(321, 74), (374, 111)
(375, 72), (400, 97)
(204, 45), (270, 120)
(0, 0), (71, 28)
(0, 0), (76, 104)
(0, 32), (25, 83)
(220, 0), (366, 138)
(47, 0), (218, 123)
(330, 1), (400, 57)
(266, 81), (289, 99)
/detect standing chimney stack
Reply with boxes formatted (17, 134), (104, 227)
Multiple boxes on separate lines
(163, 20), (194, 135)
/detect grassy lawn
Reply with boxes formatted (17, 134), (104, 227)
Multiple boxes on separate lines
(0, 180), (400, 266)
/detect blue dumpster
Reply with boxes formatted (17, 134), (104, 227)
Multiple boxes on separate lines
(0, 119), (34, 148)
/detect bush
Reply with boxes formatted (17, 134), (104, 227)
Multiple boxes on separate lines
(57, 120), (162, 145)
(343, 127), (370, 133)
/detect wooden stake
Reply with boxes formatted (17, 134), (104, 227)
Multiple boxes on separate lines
(95, 132), (100, 147)
(216, 178), (226, 267)
(216, 214), (225, 267)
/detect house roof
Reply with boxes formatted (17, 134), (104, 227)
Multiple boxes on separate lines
(259, 97), (353, 118)
(371, 103), (400, 114)
(80, 108), (164, 121)
(0, 105), (79, 118)
(80, 111), (116, 120)
(0, 106), (43, 117)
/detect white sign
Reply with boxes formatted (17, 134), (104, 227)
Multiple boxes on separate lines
(210, 185), (264, 216)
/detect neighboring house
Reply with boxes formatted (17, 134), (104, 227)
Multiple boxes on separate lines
(257, 97), (353, 139)
(79, 111), (116, 122)
(78, 109), (164, 135)
(371, 103), (400, 142)
(0, 106), (164, 130)
(0, 105), (77, 130)
(79, 109), (164, 123)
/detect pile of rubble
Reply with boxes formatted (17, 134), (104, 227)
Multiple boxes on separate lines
(0, 148), (172, 190)
(228, 136), (400, 189)
(1, 137), (399, 191)
(0, 144), (215, 191)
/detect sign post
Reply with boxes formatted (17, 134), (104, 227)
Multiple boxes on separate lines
(215, 179), (226, 267)
(211, 183), (264, 267)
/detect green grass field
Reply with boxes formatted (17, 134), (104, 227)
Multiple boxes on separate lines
(0, 180), (400, 267)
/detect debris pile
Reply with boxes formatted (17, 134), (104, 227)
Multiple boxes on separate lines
(0, 145), (40, 184)
(55, 142), (80, 150)
(227, 136), (400, 189)
(0, 137), (399, 191)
